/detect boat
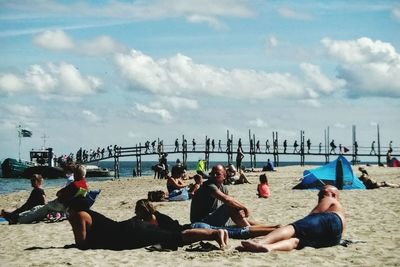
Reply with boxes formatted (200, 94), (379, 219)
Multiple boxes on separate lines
(21, 148), (64, 179)
(1, 158), (34, 178)
(84, 164), (115, 177)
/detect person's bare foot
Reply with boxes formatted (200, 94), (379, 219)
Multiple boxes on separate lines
(216, 229), (229, 250)
(238, 240), (269, 252)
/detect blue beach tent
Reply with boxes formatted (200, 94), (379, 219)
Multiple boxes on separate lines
(293, 155), (366, 190)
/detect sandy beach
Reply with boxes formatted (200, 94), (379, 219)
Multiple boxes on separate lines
(1, 165), (400, 266)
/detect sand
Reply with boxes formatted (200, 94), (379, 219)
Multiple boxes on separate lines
(1, 165), (400, 266)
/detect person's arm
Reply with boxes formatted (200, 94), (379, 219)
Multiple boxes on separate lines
(310, 197), (335, 214)
(211, 189), (249, 217)
(167, 177), (186, 189)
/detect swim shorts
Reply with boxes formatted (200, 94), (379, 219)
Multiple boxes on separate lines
(291, 212), (343, 249)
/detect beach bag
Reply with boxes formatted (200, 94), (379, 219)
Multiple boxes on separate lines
(168, 188), (189, 201)
(148, 190), (166, 202)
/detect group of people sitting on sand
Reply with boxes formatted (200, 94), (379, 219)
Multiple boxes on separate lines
(2, 163), (347, 253)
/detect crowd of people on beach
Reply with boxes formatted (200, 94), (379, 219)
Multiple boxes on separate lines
(1, 144), (399, 254)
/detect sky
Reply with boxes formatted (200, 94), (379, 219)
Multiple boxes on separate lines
(0, 0), (399, 162)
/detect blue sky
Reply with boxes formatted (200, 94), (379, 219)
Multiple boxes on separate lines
(0, 0), (399, 162)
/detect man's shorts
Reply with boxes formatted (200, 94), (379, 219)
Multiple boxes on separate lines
(291, 212), (343, 249)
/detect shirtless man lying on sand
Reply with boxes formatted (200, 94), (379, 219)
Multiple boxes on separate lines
(236, 185), (345, 252)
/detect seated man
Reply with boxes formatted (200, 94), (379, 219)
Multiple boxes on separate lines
(236, 185), (345, 252)
(190, 164), (254, 227)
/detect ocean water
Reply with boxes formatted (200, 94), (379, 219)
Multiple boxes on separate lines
(0, 159), (371, 195)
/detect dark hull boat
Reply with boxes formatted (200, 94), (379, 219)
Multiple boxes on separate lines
(21, 165), (64, 179)
(1, 158), (32, 178)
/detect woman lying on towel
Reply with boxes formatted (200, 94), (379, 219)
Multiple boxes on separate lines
(67, 198), (228, 251)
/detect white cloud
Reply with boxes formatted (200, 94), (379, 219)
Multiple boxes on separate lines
(392, 7), (400, 21)
(298, 99), (321, 108)
(322, 37), (400, 98)
(82, 110), (101, 123)
(300, 63), (345, 95)
(186, 14), (225, 30)
(160, 96), (199, 110)
(1, 0), (254, 29)
(79, 35), (128, 56)
(33, 30), (127, 56)
(267, 35), (278, 48)
(135, 103), (172, 122)
(0, 73), (25, 95)
(114, 50), (319, 100)
(33, 29), (74, 51)
(0, 63), (102, 99)
(277, 7), (312, 20)
(0, 104), (38, 130)
(249, 118), (268, 128)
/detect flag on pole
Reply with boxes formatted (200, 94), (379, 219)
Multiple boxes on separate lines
(21, 129), (32, 137)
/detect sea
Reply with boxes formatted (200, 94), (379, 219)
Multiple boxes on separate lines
(0, 160), (374, 195)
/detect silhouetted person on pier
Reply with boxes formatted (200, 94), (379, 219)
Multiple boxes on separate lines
(293, 140), (299, 153)
(101, 148), (105, 158)
(212, 139), (215, 152)
(283, 140), (287, 153)
(250, 139), (254, 153)
(370, 141), (376, 155)
(151, 140), (156, 153)
(218, 140), (222, 152)
(158, 140), (164, 153)
(273, 139), (278, 153)
(145, 141), (150, 153)
(206, 138), (210, 151)
(330, 140), (337, 154)
(307, 139), (311, 153)
(389, 141), (393, 153)
(183, 139), (187, 151)
(319, 142), (322, 154)
(226, 138), (232, 152)
(107, 145), (112, 157)
(174, 138), (179, 152)
(192, 139), (196, 151)
(265, 140), (270, 153)
(256, 140), (261, 153)
(354, 141), (358, 155)
(236, 148), (245, 170)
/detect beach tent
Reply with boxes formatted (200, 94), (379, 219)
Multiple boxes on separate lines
(293, 155), (366, 190)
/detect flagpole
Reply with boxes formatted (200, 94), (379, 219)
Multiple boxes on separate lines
(18, 125), (22, 161)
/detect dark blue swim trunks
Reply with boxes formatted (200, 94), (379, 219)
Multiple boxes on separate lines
(291, 212), (343, 249)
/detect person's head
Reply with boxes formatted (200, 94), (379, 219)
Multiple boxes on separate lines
(210, 164), (226, 184)
(135, 199), (156, 221)
(73, 165), (86, 181)
(193, 174), (203, 185)
(318, 185), (339, 202)
(30, 174), (43, 188)
(64, 163), (76, 178)
(171, 165), (184, 178)
(259, 174), (268, 184)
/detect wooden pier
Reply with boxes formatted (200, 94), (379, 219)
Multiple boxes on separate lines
(79, 125), (398, 178)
